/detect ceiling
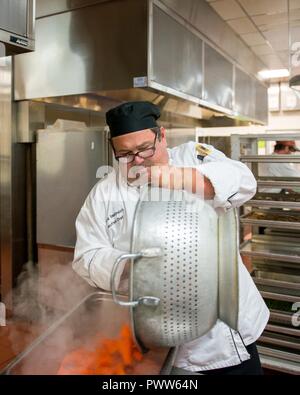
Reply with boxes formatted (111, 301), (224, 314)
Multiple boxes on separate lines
(206, 0), (300, 70)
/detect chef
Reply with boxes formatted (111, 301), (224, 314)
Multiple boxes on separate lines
(72, 101), (269, 375)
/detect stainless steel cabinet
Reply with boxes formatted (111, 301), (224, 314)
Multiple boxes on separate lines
(0, 0), (35, 54)
(0, 0), (28, 36)
(36, 128), (109, 247)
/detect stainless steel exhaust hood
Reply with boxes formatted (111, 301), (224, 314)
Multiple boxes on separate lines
(14, 0), (268, 124)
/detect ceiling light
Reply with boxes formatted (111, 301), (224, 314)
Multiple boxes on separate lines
(258, 69), (290, 80)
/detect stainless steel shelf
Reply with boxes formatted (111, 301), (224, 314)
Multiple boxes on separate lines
(254, 261), (300, 271)
(240, 155), (300, 163)
(254, 277), (300, 292)
(258, 345), (300, 363)
(254, 269), (300, 285)
(257, 179), (300, 189)
(258, 346), (300, 375)
(269, 309), (295, 326)
(234, 133), (300, 141)
(259, 332), (300, 351)
(264, 228), (300, 238)
(254, 283), (300, 306)
(240, 209), (300, 231)
(252, 234), (300, 244)
(260, 291), (297, 303)
(255, 277), (300, 299)
(236, 135), (300, 374)
(266, 324), (300, 338)
(240, 239), (300, 263)
(246, 199), (300, 209)
(246, 191), (300, 209)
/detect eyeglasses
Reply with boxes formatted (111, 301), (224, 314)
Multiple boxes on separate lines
(112, 131), (159, 164)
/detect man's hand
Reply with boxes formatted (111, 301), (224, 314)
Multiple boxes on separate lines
(150, 165), (183, 190)
(127, 164), (215, 200)
(149, 165), (215, 200)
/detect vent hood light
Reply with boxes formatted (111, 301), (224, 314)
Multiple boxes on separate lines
(258, 69), (290, 80)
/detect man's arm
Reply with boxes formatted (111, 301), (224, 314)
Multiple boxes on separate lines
(150, 143), (257, 210)
(196, 147), (257, 210)
(72, 189), (126, 291)
(150, 166), (215, 199)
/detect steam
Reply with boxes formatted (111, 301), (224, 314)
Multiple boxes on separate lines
(12, 260), (91, 324)
(3, 259), (95, 374)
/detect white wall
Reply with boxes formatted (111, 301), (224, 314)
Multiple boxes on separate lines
(268, 111), (300, 131)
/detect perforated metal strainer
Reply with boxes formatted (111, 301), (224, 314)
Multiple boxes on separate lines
(111, 187), (239, 351)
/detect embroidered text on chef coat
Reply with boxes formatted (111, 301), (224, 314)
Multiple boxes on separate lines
(106, 208), (124, 229)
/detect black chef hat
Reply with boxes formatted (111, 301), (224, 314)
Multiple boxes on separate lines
(106, 101), (161, 138)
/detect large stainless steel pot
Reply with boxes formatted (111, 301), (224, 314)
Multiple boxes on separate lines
(111, 188), (239, 351)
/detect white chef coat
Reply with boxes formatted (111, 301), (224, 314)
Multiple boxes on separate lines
(72, 141), (270, 372)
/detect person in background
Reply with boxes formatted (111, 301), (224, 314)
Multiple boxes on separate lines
(260, 140), (300, 177)
(276, 140), (300, 154)
(259, 140), (300, 193)
(72, 101), (269, 375)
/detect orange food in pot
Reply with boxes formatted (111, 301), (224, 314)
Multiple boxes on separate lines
(57, 324), (143, 375)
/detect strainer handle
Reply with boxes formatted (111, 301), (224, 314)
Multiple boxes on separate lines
(111, 253), (142, 307)
(111, 249), (162, 307)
